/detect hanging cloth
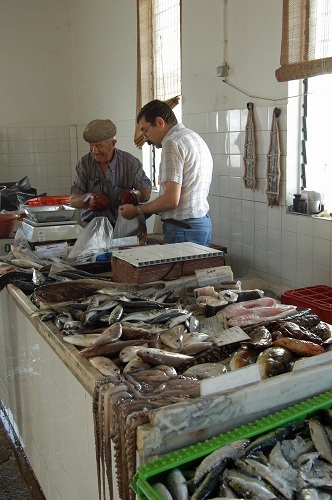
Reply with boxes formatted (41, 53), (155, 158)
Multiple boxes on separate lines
(243, 102), (256, 190)
(266, 108), (281, 207)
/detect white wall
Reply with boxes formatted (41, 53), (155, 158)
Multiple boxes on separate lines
(0, 0), (331, 290)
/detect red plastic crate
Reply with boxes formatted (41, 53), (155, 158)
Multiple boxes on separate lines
(281, 285), (332, 323)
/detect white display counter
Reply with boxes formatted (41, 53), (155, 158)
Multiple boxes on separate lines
(1, 284), (332, 499)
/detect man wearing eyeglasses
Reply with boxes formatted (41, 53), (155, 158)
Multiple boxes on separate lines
(70, 119), (152, 226)
(119, 100), (213, 247)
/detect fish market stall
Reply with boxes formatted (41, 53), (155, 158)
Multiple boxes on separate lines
(1, 256), (332, 499)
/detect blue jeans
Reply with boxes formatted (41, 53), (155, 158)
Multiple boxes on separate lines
(163, 215), (212, 246)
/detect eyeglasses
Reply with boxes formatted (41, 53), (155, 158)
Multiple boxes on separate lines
(141, 124), (152, 136)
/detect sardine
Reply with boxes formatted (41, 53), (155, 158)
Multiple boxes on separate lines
(152, 483), (173, 500)
(225, 470), (277, 499)
(165, 468), (189, 500)
(108, 304), (124, 324)
(191, 460), (230, 500)
(309, 418), (332, 465)
(121, 309), (168, 323)
(234, 457), (294, 499)
(193, 439), (250, 484)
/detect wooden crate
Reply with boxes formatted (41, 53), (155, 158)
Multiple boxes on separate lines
(112, 254), (225, 283)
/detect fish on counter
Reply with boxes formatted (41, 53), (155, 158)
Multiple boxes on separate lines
(153, 409), (332, 499)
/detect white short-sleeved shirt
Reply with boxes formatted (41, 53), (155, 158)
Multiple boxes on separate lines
(159, 124), (213, 220)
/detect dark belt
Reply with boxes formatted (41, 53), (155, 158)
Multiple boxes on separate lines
(162, 218), (192, 229)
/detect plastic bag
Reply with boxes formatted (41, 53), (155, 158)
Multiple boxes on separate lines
(0, 176), (38, 211)
(67, 217), (113, 263)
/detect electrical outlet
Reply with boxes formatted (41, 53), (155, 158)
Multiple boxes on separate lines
(216, 63), (229, 77)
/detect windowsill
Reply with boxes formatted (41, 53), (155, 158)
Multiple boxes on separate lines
(287, 207), (332, 220)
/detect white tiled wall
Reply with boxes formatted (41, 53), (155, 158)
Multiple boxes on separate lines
(0, 125), (75, 196)
(184, 106), (332, 291)
(0, 289), (105, 500)
(1, 108), (332, 291)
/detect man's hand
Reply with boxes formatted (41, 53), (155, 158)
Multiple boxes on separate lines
(119, 189), (142, 206)
(83, 192), (109, 211)
(118, 204), (140, 220)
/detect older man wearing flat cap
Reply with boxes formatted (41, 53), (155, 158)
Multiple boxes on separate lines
(70, 119), (152, 226)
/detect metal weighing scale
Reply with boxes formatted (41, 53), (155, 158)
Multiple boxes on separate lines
(21, 218), (83, 247)
(21, 205), (83, 250)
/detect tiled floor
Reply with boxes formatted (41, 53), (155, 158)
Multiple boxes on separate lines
(0, 412), (45, 500)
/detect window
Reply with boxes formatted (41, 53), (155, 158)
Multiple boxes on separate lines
(136, 0), (181, 186)
(303, 74), (332, 211)
(278, 0), (332, 213)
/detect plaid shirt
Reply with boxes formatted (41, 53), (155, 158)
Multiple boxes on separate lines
(159, 124), (213, 220)
(71, 149), (152, 225)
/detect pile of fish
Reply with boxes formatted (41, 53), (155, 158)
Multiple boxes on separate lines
(27, 278), (332, 500)
(29, 280), (332, 382)
(153, 409), (332, 499)
(3, 250), (332, 500)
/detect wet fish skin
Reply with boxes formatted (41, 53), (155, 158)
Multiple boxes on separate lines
(91, 322), (122, 346)
(229, 345), (258, 371)
(235, 457), (294, 499)
(225, 470), (277, 499)
(165, 468), (189, 500)
(136, 347), (193, 367)
(309, 418), (332, 465)
(108, 304), (124, 325)
(272, 337), (325, 356)
(193, 439), (250, 485)
(152, 482), (173, 500)
(191, 460), (229, 500)
(63, 334), (101, 347)
(88, 356), (121, 377)
(79, 339), (148, 358)
(256, 347), (294, 379)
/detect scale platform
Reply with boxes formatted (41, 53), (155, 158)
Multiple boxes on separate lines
(21, 219), (83, 244)
(111, 242), (225, 283)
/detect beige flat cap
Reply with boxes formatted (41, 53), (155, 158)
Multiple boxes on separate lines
(83, 119), (117, 142)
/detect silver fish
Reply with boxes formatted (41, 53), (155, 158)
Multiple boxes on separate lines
(108, 304), (124, 325)
(183, 362), (227, 379)
(182, 332), (209, 346)
(121, 309), (165, 323)
(166, 311), (192, 328)
(309, 418), (332, 465)
(225, 470), (277, 499)
(234, 458), (294, 499)
(165, 468), (188, 500)
(63, 334), (101, 347)
(91, 322), (122, 346)
(193, 439), (250, 484)
(152, 483), (173, 500)
(136, 347), (193, 367)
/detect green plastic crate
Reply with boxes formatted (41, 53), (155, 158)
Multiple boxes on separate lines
(131, 389), (332, 500)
